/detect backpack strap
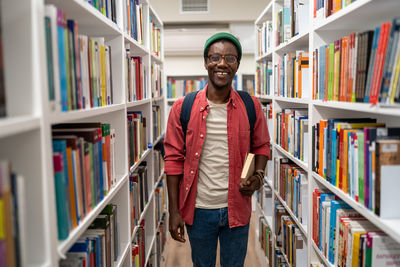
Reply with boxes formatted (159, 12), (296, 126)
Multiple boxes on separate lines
(180, 90), (200, 139)
(237, 90), (256, 138)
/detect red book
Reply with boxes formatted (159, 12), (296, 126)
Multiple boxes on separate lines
(313, 189), (322, 246)
(339, 36), (349, 101)
(369, 22), (391, 104)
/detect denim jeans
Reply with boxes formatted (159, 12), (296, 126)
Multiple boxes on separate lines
(185, 207), (250, 267)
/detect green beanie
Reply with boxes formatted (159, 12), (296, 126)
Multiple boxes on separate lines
(203, 32), (242, 61)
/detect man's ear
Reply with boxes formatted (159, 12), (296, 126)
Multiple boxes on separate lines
(204, 59), (208, 69)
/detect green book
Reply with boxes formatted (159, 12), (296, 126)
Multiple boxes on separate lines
(45, 17), (55, 103)
(328, 43), (335, 100)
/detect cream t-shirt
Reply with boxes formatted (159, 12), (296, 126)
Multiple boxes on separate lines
(195, 100), (229, 209)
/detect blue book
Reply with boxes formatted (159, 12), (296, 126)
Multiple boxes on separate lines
(319, 45), (326, 100)
(328, 200), (351, 263)
(57, 11), (68, 111)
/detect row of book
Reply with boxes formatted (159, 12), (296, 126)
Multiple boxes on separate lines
(132, 220), (146, 267)
(256, 60), (273, 96)
(275, 202), (308, 267)
(125, 51), (147, 102)
(152, 105), (162, 143)
(275, 109), (309, 163)
(262, 103), (273, 138)
(127, 112), (148, 167)
(52, 122), (116, 240)
(60, 204), (119, 267)
(45, 5), (114, 112)
(154, 180), (166, 228)
(153, 143), (164, 184)
(275, 0), (309, 46)
(312, 17), (400, 105)
(84, 0), (117, 24)
(256, 184), (273, 220)
(258, 216), (273, 266)
(124, 0), (144, 44)
(242, 75), (256, 97)
(151, 63), (163, 98)
(155, 214), (167, 266)
(0, 161), (25, 267)
(166, 78), (207, 99)
(312, 117), (400, 218)
(314, 0), (355, 22)
(149, 17), (161, 58)
(274, 158), (308, 227)
(257, 20), (273, 56)
(275, 51), (310, 99)
(312, 190), (400, 266)
(130, 162), (149, 233)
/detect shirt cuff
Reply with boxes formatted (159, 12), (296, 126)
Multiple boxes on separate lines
(165, 160), (184, 175)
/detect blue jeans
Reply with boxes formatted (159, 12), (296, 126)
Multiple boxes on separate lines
(185, 207), (249, 267)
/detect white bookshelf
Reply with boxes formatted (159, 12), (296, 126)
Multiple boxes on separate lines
(254, 0), (400, 266)
(0, 0), (167, 266)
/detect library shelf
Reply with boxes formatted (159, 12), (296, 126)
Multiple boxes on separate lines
(47, 0), (121, 36)
(311, 240), (334, 267)
(256, 201), (273, 230)
(127, 98), (152, 108)
(145, 234), (157, 266)
(313, 0), (400, 32)
(275, 96), (310, 105)
(130, 148), (153, 173)
(0, 115), (40, 139)
(312, 172), (400, 244)
(276, 245), (291, 267)
(275, 31), (309, 54)
(255, 1), (273, 24)
(116, 242), (131, 267)
(49, 103), (126, 124)
(151, 53), (163, 64)
(58, 173), (128, 257)
(167, 98), (179, 103)
(256, 51), (273, 62)
(257, 95), (274, 101)
(274, 190), (308, 238)
(152, 95), (165, 102)
(153, 134), (165, 147)
(274, 144), (308, 172)
(124, 33), (149, 56)
(312, 100), (400, 117)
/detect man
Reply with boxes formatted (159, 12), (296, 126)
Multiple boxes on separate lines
(164, 32), (270, 267)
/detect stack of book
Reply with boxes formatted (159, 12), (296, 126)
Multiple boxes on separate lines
(312, 192), (400, 266)
(259, 216), (273, 266)
(151, 63), (163, 98)
(314, 0), (356, 22)
(154, 180), (166, 225)
(312, 17), (400, 105)
(127, 111), (148, 167)
(52, 123), (116, 240)
(149, 16), (161, 57)
(312, 118), (400, 217)
(275, 0), (310, 46)
(262, 102), (273, 137)
(132, 220), (146, 267)
(124, 0), (144, 44)
(130, 162), (149, 229)
(45, 5), (114, 112)
(125, 52), (146, 102)
(256, 184), (273, 218)
(152, 105), (162, 142)
(256, 60), (273, 96)
(275, 108), (309, 162)
(153, 145), (164, 184)
(84, 0), (117, 24)
(275, 51), (310, 99)
(60, 204), (120, 267)
(257, 20), (273, 56)
(166, 77), (207, 99)
(0, 161), (25, 267)
(155, 214), (167, 265)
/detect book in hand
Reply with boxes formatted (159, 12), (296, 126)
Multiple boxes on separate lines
(241, 153), (255, 183)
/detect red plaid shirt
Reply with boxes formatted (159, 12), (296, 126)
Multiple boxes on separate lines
(164, 86), (270, 227)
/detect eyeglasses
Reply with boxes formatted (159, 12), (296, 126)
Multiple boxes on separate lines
(207, 54), (238, 64)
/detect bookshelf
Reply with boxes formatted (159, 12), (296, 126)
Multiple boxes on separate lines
(0, 0), (167, 266)
(254, 0), (400, 266)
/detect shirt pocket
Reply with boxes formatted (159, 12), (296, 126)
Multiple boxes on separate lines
(238, 130), (250, 159)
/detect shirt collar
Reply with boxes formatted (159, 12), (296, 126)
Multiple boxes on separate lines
(198, 84), (239, 111)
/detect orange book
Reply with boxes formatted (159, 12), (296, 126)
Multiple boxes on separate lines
(339, 36), (349, 102)
(319, 120), (327, 177)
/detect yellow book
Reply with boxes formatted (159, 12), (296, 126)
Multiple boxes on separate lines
(100, 45), (106, 106)
(0, 199), (4, 240)
(389, 44), (400, 104)
(352, 231), (365, 267)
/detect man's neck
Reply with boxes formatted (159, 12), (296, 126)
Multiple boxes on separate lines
(206, 85), (231, 104)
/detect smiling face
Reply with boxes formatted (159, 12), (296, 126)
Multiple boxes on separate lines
(204, 40), (240, 91)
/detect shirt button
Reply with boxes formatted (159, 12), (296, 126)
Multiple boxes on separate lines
(200, 107), (204, 111)
(190, 170), (194, 174)
(200, 134), (203, 138)
(186, 187), (188, 191)
(195, 152), (199, 157)
(202, 116), (205, 120)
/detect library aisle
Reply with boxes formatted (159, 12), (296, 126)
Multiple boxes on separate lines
(164, 212), (262, 267)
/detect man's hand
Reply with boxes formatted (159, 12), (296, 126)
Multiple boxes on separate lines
(239, 174), (261, 197)
(169, 210), (186, 243)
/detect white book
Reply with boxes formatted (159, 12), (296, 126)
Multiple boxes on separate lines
(298, 2), (310, 35)
(370, 234), (400, 266)
(381, 165), (400, 218)
(300, 174), (308, 227)
(110, 128), (116, 186)
(78, 35), (90, 109)
(45, 5), (61, 112)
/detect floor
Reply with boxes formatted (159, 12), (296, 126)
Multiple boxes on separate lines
(163, 212), (261, 267)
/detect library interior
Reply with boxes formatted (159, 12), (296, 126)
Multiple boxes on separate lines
(1, 0), (400, 266)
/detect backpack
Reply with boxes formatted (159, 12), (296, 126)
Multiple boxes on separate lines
(179, 89), (256, 148)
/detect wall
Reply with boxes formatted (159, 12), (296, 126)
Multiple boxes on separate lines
(148, 0), (269, 24)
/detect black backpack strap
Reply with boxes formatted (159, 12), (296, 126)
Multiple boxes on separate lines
(180, 90), (200, 139)
(237, 90), (256, 137)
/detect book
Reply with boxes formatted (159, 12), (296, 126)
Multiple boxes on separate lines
(241, 153), (255, 183)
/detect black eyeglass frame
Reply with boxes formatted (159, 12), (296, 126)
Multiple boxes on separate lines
(207, 53), (239, 65)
